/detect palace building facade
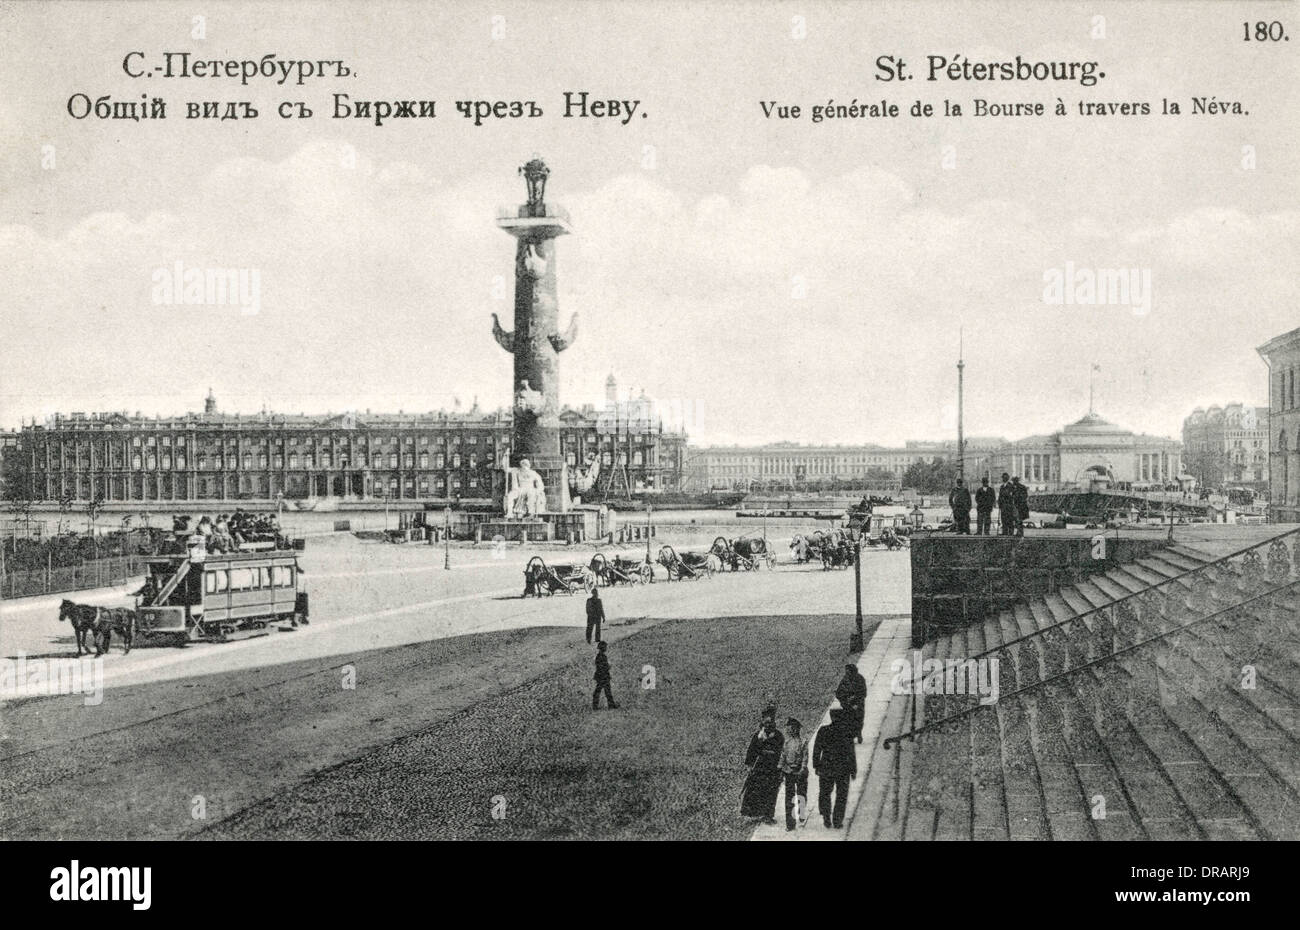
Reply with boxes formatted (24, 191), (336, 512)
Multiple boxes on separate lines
(5, 391), (687, 506)
(681, 437), (1007, 491)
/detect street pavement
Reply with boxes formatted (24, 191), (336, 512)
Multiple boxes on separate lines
(1, 534), (912, 839)
(1, 535), (911, 691)
(749, 615), (911, 841)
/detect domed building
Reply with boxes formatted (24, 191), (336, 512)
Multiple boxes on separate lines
(985, 411), (1183, 491)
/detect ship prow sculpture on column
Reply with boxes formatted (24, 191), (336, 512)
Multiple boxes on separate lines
(488, 157), (605, 542)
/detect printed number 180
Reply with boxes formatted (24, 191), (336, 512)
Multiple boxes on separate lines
(1243, 21), (1287, 41)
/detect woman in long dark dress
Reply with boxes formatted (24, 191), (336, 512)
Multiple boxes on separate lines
(740, 711), (785, 822)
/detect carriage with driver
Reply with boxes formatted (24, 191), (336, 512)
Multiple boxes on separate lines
(710, 535), (777, 571)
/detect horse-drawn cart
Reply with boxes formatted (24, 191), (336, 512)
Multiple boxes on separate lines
(588, 552), (654, 587)
(789, 529), (855, 569)
(655, 545), (716, 581)
(522, 556), (592, 596)
(711, 535), (777, 571)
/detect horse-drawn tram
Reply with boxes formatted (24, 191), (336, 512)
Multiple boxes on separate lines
(135, 547), (309, 644)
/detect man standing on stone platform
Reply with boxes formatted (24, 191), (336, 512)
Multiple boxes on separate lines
(1012, 476), (1029, 537)
(997, 473), (1016, 536)
(948, 478), (972, 535)
(975, 476), (996, 536)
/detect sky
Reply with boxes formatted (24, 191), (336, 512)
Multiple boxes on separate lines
(1, 0), (1296, 446)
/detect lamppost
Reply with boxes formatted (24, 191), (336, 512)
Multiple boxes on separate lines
(848, 511), (865, 653)
(644, 501), (653, 564)
(444, 493), (456, 571)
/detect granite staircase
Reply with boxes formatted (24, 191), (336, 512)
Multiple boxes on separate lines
(852, 529), (1300, 840)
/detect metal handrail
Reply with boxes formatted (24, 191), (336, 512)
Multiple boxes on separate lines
(907, 524), (1299, 688)
(893, 526), (1300, 728)
(967, 525), (1300, 663)
(881, 577), (1300, 749)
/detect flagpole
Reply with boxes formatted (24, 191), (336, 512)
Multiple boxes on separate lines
(957, 327), (965, 483)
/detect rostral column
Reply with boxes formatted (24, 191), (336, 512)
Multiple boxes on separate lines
(491, 157), (578, 513)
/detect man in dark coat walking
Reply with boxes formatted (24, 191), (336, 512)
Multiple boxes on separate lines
(948, 478), (972, 534)
(836, 663), (867, 744)
(975, 476), (996, 536)
(813, 703), (857, 828)
(592, 641), (618, 709)
(585, 588), (605, 643)
(997, 472), (1016, 536)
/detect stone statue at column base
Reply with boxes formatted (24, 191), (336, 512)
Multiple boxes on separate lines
(504, 458), (548, 519)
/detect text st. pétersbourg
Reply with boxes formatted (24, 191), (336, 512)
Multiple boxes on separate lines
(115, 50), (1113, 85)
(113, 50), (1112, 86)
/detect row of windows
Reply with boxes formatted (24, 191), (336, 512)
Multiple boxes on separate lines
(38, 448), (671, 472)
(188, 453), (491, 470)
(37, 430), (667, 455)
(203, 565), (296, 594)
(384, 477), (477, 490)
(567, 451), (645, 466)
(189, 476), (483, 495)
(706, 464), (909, 477)
(54, 434), (499, 453)
(32, 431), (681, 460)
(42, 453), (497, 471)
(40, 443), (566, 463)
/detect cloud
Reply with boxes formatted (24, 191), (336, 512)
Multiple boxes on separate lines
(1, 144), (1294, 446)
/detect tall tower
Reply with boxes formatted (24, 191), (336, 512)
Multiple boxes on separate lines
(491, 157), (579, 513)
(605, 373), (618, 406)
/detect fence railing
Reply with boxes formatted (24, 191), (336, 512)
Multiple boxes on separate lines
(0, 554), (149, 600)
(882, 526), (1300, 748)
